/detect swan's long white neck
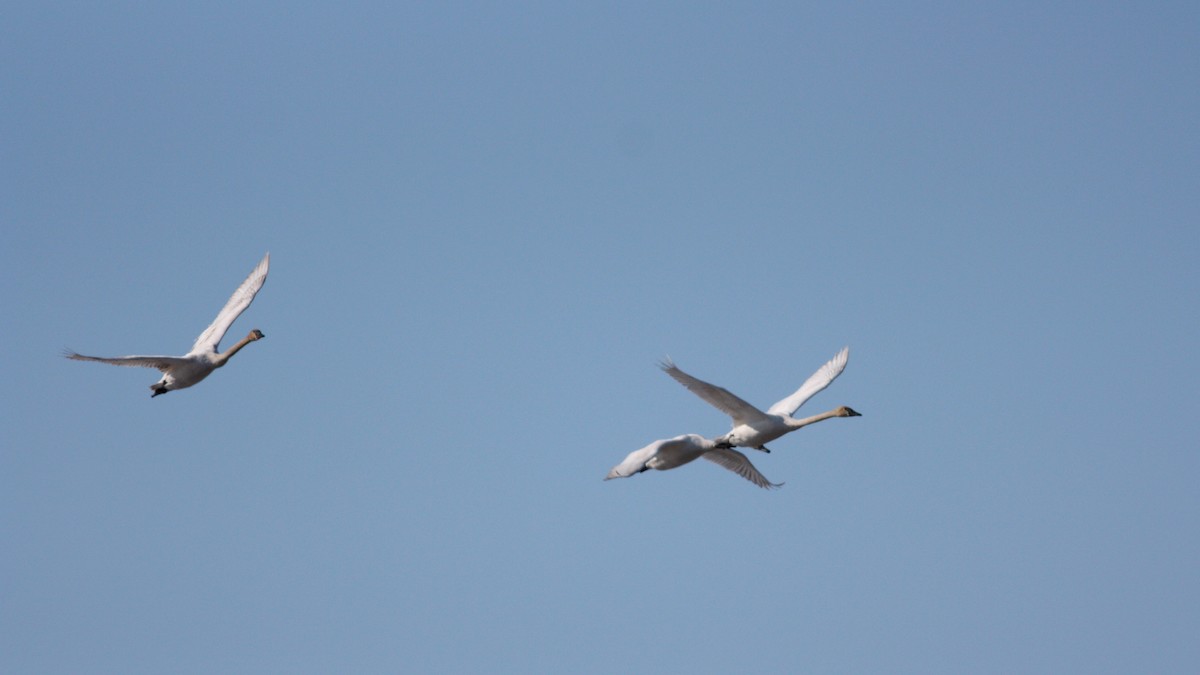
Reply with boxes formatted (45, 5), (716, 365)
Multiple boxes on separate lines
(212, 332), (259, 367)
(784, 408), (847, 430)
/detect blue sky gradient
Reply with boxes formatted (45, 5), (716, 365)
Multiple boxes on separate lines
(3, 3), (1198, 673)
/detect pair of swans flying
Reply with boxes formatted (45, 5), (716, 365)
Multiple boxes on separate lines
(606, 347), (861, 489)
(65, 253), (270, 397)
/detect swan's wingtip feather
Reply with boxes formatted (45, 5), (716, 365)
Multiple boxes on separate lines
(827, 346), (850, 372)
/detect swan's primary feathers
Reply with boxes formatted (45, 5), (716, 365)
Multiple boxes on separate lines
(65, 252), (270, 397)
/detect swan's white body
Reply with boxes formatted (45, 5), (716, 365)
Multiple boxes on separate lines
(65, 253), (270, 397)
(660, 346), (860, 452)
(605, 434), (781, 489)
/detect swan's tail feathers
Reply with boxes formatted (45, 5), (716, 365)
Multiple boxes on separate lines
(606, 463), (651, 480)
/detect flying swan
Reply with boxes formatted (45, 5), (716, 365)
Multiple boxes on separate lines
(660, 346), (860, 453)
(605, 434), (781, 489)
(65, 252), (270, 397)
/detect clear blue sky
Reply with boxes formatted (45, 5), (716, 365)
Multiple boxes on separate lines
(3, 3), (1198, 673)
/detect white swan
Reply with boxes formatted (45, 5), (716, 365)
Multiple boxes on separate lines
(660, 346), (860, 453)
(605, 434), (781, 489)
(65, 252), (270, 397)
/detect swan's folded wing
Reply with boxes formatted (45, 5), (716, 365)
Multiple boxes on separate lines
(189, 252), (269, 355)
(702, 448), (782, 489)
(64, 351), (188, 373)
(767, 346), (849, 416)
(659, 358), (769, 426)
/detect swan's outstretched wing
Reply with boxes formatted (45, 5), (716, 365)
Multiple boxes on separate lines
(605, 439), (663, 480)
(189, 252), (269, 355)
(64, 350), (188, 373)
(659, 358), (769, 426)
(767, 346), (850, 417)
(702, 448), (782, 489)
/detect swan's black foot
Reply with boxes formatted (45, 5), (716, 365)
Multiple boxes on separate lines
(715, 440), (734, 449)
(151, 386), (168, 398)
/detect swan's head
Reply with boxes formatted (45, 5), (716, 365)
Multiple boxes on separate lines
(837, 406), (861, 417)
(248, 329), (265, 340)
